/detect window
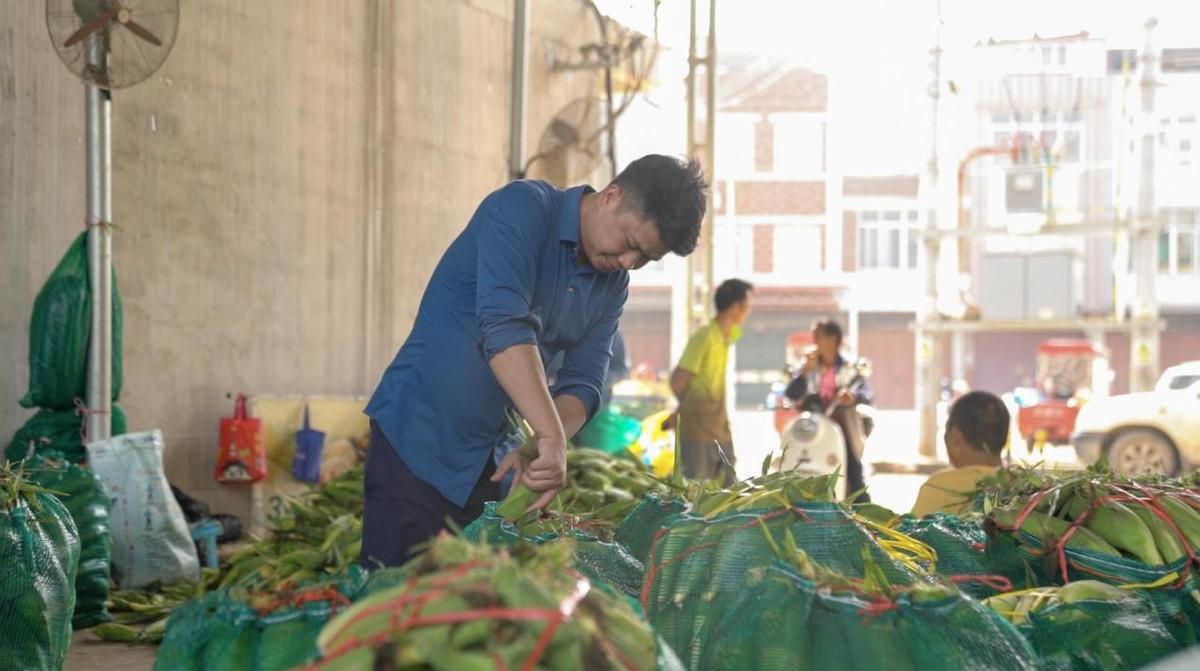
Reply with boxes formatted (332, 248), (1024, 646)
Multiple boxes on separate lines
(857, 209), (920, 270)
(1168, 375), (1200, 391)
(1159, 208), (1200, 275)
(990, 114), (1083, 166)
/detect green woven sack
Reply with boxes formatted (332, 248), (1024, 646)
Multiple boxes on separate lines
(342, 541), (686, 671)
(6, 406), (128, 464)
(463, 501), (646, 599)
(20, 232), (123, 411)
(897, 513), (1031, 598)
(992, 520), (1200, 647)
(646, 557), (1037, 671)
(20, 452), (112, 629)
(641, 503), (937, 669)
(0, 490), (80, 671)
(1020, 594), (1181, 670)
(153, 569), (369, 671)
(615, 493), (687, 564)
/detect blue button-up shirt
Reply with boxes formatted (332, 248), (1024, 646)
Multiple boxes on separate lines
(365, 180), (629, 506)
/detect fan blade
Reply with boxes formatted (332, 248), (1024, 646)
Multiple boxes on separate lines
(123, 19), (162, 47)
(63, 10), (118, 48)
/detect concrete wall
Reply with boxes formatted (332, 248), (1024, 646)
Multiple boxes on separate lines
(2, 0), (606, 518)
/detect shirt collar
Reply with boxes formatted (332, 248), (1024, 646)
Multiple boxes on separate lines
(558, 185), (594, 246)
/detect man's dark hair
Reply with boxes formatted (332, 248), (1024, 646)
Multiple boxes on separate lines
(612, 155), (707, 256)
(714, 279), (753, 313)
(946, 391), (1010, 456)
(812, 319), (843, 346)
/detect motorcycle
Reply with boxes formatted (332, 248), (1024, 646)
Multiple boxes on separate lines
(768, 357), (874, 501)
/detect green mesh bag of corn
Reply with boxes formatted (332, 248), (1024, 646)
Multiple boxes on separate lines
(639, 503), (941, 669)
(152, 568), (370, 671)
(984, 581), (1181, 670)
(896, 513), (1031, 599)
(6, 406), (127, 464)
(615, 494), (688, 564)
(987, 499), (1200, 647)
(17, 452), (112, 629)
(0, 464), (80, 671)
(307, 534), (683, 671)
(642, 510), (1038, 670)
(463, 501), (646, 599)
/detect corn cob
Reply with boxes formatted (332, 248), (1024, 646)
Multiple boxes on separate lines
(991, 508), (1121, 557)
(1055, 579), (1128, 604)
(1158, 495), (1200, 549)
(95, 623), (141, 643)
(496, 414), (542, 521)
(1064, 495), (1163, 565)
(1127, 502), (1188, 564)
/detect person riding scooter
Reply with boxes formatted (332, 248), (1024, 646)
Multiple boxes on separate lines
(784, 320), (874, 500)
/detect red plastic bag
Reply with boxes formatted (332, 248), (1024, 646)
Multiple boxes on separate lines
(215, 394), (266, 483)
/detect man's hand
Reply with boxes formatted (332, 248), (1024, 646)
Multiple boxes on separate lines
(491, 432), (567, 512)
(523, 433), (567, 509)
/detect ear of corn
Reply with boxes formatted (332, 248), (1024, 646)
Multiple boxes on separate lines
(1158, 495), (1200, 549)
(1056, 579), (1129, 604)
(991, 508), (1122, 557)
(496, 414), (542, 521)
(1127, 502), (1188, 564)
(1064, 495), (1164, 565)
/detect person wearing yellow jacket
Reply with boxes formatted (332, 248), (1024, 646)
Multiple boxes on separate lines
(912, 391), (1009, 516)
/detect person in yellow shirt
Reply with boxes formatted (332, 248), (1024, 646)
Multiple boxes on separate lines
(911, 391), (1009, 516)
(666, 279), (753, 484)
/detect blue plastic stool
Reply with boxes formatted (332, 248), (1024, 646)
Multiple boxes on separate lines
(190, 519), (222, 569)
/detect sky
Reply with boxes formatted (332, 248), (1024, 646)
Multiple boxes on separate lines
(597, 0), (1200, 174)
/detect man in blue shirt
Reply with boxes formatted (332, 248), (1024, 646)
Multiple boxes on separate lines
(362, 155), (706, 566)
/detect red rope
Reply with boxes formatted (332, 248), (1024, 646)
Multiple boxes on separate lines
(948, 574), (1013, 593)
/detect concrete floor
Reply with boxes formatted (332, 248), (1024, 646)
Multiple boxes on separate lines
(65, 629), (157, 671)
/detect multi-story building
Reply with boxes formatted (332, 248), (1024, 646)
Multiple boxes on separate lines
(623, 34), (1200, 412)
(959, 32), (1200, 396)
(623, 56), (926, 409)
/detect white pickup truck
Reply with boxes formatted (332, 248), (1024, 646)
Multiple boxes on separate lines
(1072, 361), (1200, 476)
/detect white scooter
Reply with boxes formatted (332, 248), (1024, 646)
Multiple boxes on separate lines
(771, 359), (874, 501)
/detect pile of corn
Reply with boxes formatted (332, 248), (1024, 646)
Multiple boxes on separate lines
(497, 412), (670, 523)
(92, 465), (365, 646)
(95, 569), (220, 644)
(983, 580), (1130, 625)
(219, 464), (364, 590)
(988, 475), (1200, 566)
(309, 534), (659, 670)
(559, 448), (670, 516)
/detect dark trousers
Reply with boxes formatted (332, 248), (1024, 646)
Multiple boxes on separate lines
(360, 421), (499, 568)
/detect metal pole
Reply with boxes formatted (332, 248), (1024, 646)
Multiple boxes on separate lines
(702, 0), (717, 328)
(684, 0), (698, 335)
(85, 34), (113, 443)
(917, 39), (943, 458)
(1131, 17), (1160, 392)
(509, 0), (530, 180)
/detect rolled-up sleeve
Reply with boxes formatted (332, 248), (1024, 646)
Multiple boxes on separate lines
(475, 188), (549, 360)
(551, 280), (628, 421)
